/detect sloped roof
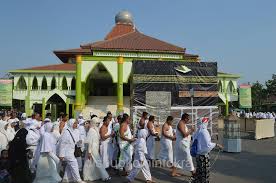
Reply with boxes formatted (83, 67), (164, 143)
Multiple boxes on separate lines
(81, 31), (185, 53)
(54, 23), (198, 63)
(53, 48), (91, 63)
(104, 23), (136, 40)
(11, 64), (76, 72)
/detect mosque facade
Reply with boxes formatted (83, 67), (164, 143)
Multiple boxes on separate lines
(9, 11), (240, 120)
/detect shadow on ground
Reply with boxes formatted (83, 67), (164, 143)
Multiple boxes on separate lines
(211, 131), (276, 183)
(89, 129), (276, 183)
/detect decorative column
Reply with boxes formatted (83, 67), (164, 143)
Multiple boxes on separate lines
(224, 79), (229, 116)
(42, 97), (46, 120)
(117, 56), (124, 114)
(58, 74), (61, 90)
(75, 55), (82, 114)
(81, 83), (86, 106)
(225, 96), (229, 116)
(25, 96), (31, 116)
(66, 98), (70, 116)
(72, 104), (75, 118)
(25, 74), (32, 116)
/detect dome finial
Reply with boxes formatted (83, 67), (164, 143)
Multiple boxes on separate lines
(115, 10), (133, 25)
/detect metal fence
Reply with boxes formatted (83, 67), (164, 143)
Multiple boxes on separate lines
(132, 105), (219, 137)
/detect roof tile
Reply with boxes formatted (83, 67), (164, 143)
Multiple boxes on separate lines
(104, 23), (136, 40)
(54, 23), (198, 62)
(21, 63), (75, 71)
(84, 31), (185, 53)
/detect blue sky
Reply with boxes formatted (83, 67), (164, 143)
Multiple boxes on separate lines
(0, 0), (275, 83)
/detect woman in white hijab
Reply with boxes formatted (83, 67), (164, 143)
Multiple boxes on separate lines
(192, 117), (223, 183)
(52, 121), (61, 142)
(39, 118), (51, 135)
(25, 118), (41, 173)
(6, 121), (16, 142)
(0, 120), (9, 152)
(33, 122), (62, 183)
(83, 117), (110, 182)
(58, 119), (85, 183)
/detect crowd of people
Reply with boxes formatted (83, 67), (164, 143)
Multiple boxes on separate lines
(0, 110), (222, 183)
(236, 111), (276, 120)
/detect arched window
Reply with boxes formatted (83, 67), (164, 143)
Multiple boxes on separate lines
(62, 76), (68, 90)
(227, 81), (235, 93)
(17, 76), (27, 90)
(41, 76), (47, 90)
(32, 76), (38, 90)
(51, 77), (56, 90)
(71, 77), (76, 90)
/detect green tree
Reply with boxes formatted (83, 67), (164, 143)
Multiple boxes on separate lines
(266, 74), (276, 96)
(251, 81), (267, 110)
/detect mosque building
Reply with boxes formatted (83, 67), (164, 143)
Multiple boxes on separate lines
(9, 11), (240, 120)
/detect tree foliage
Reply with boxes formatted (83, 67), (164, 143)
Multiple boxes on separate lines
(251, 81), (267, 108)
(266, 74), (276, 96)
(251, 74), (276, 110)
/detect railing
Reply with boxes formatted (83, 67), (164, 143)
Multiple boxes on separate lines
(62, 90), (76, 95)
(13, 89), (76, 100)
(132, 105), (219, 137)
(13, 90), (28, 100)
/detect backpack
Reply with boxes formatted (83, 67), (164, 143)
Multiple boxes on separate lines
(190, 139), (198, 157)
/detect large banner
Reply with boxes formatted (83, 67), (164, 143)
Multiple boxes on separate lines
(131, 60), (218, 107)
(239, 84), (252, 108)
(0, 79), (13, 107)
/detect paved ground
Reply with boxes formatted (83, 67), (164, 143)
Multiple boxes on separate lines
(90, 129), (276, 183)
(211, 131), (276, 183)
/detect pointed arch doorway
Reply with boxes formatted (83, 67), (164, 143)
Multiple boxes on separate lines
(46, 94), (66, 121)
(87, 63), (116, 97)
(84, 62), (130, 116)
(84, 62), (117, 116)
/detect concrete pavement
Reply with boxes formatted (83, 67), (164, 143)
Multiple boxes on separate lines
(89, 130), (276, 183)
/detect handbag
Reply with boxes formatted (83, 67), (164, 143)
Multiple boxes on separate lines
(74, 146), (82, 157)
(67, 129), (83, 157)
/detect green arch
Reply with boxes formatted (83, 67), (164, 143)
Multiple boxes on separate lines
(62, 76), (68, 90)
(84, 61), (116, 83)
(32, 76), (38, 90)
(17, 76), (27, 90)
(227, 80), (235, 93)
(41, 76), (47, 90)
(51, 76), (57, 90)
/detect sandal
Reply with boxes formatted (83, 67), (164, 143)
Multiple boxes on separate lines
(103, 177), (111, 182)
